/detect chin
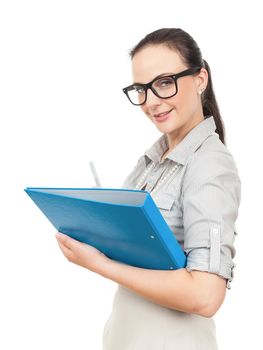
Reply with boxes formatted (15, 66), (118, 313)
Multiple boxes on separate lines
(155, 121), (180, 134)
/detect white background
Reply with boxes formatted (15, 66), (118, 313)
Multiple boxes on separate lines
(1, 0), (262, 349)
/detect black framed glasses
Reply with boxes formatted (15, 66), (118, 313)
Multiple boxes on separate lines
(123, 67), (201, 106)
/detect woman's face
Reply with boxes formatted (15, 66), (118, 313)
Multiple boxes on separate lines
(132, 44), (207, 140)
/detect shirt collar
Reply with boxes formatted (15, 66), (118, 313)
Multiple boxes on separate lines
(144, 116), (217, 166)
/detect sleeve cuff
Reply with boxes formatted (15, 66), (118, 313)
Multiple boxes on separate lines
(185, 247), (236, 289)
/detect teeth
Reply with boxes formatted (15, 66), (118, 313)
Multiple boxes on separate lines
(156, 112), (167, 118)
(155, 109), (171, 118)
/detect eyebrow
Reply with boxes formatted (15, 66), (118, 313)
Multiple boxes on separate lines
(133, 72), (174, 85)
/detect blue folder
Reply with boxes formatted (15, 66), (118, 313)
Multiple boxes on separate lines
(25, 187), (186, 270)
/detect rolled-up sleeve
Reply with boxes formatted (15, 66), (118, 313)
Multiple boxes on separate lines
(182, 148), (241, 288)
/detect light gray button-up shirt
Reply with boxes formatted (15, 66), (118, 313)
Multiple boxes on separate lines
(122, 116), (241, 288)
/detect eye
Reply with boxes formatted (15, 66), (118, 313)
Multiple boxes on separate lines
(154, 77), (174, 89)
(134, 85), (145, 94)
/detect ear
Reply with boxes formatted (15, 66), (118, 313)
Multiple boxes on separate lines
(195, 68), (208, 93)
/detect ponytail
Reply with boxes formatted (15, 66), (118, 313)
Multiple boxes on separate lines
(202, 60), (226, 145)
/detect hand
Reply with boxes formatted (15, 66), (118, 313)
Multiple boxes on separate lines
(55, 232), (109, 273)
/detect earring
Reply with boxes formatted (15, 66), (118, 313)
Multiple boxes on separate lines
(198, 88), (204, 95)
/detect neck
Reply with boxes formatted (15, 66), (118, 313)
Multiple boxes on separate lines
(166, 114), (205, 151)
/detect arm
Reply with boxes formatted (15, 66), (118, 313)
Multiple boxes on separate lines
(99, 256), (226, 317)
(56, 232), (226, 317)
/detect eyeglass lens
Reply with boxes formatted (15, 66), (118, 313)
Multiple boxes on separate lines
(127, 76), (177, 105)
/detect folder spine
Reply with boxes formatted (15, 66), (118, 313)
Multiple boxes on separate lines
(142, 194), (186, 269)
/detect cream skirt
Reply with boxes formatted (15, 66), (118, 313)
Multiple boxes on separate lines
(103, 285), (218, 350)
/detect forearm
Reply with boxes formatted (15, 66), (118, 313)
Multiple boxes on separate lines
(55, 232), (225, 317)
(97, 258), (208, 316)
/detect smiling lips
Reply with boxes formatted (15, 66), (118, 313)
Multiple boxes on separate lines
(153, 108), (173, 122)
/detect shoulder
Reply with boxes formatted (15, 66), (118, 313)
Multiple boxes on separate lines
(183, 133), (241, 190)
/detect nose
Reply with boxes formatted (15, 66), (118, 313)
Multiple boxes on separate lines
(145, 88), (162, 107)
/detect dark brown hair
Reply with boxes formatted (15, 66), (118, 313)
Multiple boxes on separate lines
(130, 28), (226, 145)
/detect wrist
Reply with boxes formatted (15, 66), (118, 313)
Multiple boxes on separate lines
(94, 253), (114, 277)
(96, 255), (126, 282)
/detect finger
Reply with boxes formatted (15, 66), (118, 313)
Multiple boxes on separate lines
(56, 235), (73, 259)
(56, 239), (71, 256)
(56, 232), (75, 249)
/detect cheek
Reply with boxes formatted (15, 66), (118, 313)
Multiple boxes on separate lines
(176, 82), (198, 109)
(140, 105), (151, 117)
(140, 105), (146, 113)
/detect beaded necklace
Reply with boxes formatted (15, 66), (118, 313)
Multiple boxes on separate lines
(135, 161), (179, 194)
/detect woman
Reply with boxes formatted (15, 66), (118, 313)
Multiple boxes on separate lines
(56, 28), (241, 349)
